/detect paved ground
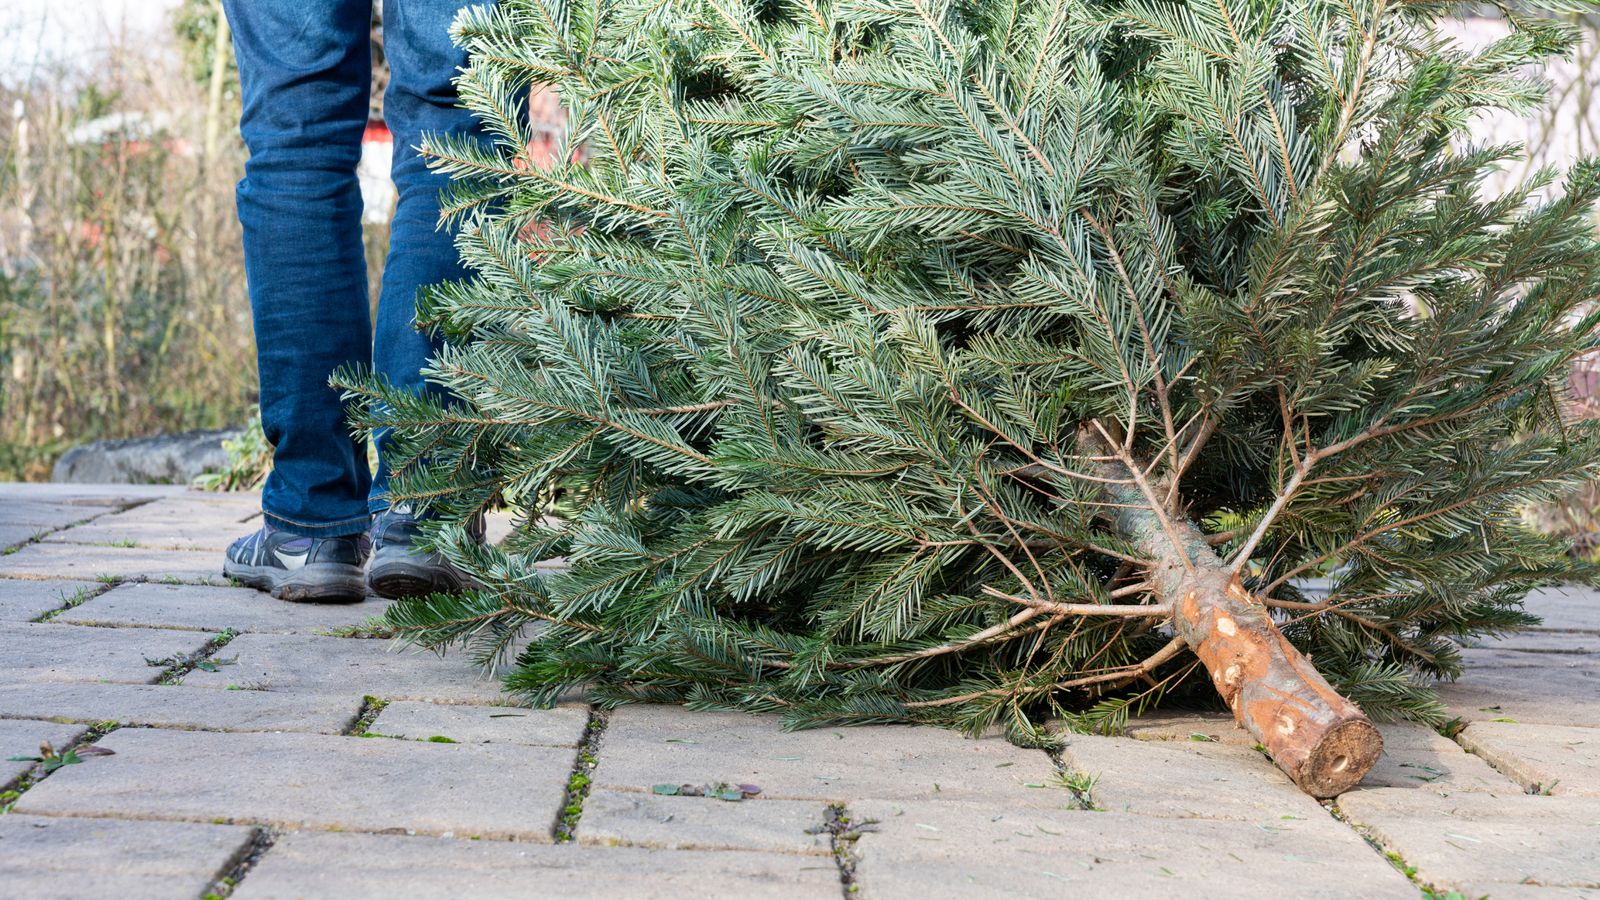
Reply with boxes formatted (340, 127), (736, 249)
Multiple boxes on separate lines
(0, 484), (1596, 899)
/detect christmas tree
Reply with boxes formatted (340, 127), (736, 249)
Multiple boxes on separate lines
(341, 0), (1600, 796)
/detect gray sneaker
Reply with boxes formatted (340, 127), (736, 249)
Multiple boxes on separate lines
(224, 525), (368, 603)
(365, 503), (483, 599)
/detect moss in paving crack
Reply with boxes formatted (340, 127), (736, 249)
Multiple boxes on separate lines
(814, 803), (874, 895)
(1324, 800), (1463, 897)
(202, 825), (278, 899)
(147, 628), (240, 685)
(553, 709), (609, 842)
(31, 583), (113, 623)
(1, 721), (122, 813)
(1045, 747), (1102, 811)
(345, 696), (392, 736)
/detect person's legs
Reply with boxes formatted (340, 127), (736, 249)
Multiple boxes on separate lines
(368, 0), (484, 515)
(222, 0), (374, 601)
(363, 0), (488, 599)
(227, 0), (375, 538)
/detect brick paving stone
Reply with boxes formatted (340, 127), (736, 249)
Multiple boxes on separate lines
(0, 542), (222, 583)
(1, 500), (118, 530)
(0, 683), (359, 734)
(1119, 711), (1254, 746)
(15, 728), (574, 840)
(1524, 586), (1600, 633)
(1467, 632), (1600, 654)
(0, 622), (216, 686)
(231, 831), (843, 899)
(0, 719), (87, 788)
(1358, 724), (1514, 793)
(367, 701), (587, 747)
(43, 496), (261, 552)
(0, 524), (41, 549)
(180, 633), (509, 702)
(0, 484), (183, 505)
(58, 582), (392, 634)
(1458, 647), (1600, 669)
(0, 814), (255, 900)
(1456, 722), (1600, 797)
(0, 578), (99, 622)
(592, 705), (1062, 805)
(1338, 787), (1600, 893)
(1437, 664), (1600, 727)
(1056, 732), (1328, 821)
(577, 788), (831, 855)
(851, 798), (1416, 899)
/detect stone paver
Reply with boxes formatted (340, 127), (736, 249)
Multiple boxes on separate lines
(1525, 587), (1600, 633)
(578, 788), (831, 855)
(1468, 631), (1600, 654)
(851, 798), (1416, 899)
(0, 683), (359, 734)
(0, 814), (255, 900)
(592, 706), (1061, 805)
(0, 483), (184, 504)
(0, 578), (99, 622)
(0, 621), (216, 686)
(1359, 723), (1514, 793)
(1460, 646), (1600, 668)
(1056, 732), (1327, 821)
(0, 719), (87, 789)
(1338, 787), (1600, 893)
(1457, 721), (1600, 797)
(43, 495), (260, 552)
(1121, 710), (1254, 746)
(58, 582), (392, 634)
(0, 542), (222, 583)
(180, 633), (509, 702)
(1, 500), (118, 530)
(232, 831), (842, 899)
(16, 728), (575, 840)
(0, 524), (41, 549)
(1437, 662), (1600, 727)
(367, 701), (587, 746)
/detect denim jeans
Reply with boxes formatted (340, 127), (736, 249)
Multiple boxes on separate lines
(225, 0), (483, 537)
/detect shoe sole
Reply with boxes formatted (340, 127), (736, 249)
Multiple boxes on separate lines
(367, 558), (470, 600)
(223, 561), (367, 603)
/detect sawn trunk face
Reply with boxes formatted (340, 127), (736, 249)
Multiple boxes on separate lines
(1086, 433), (1382, 797)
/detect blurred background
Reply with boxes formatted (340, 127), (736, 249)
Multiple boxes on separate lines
(0, 1), (1598, 540)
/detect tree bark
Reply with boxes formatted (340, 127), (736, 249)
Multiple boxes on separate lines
(1084, 430), (1382, 797)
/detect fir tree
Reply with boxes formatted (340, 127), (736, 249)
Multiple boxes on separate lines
(340, 0), (1600, 796)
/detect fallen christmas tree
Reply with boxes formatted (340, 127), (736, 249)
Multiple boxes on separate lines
(342, 0), (1600, 796)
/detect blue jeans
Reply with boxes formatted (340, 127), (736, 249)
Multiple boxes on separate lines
(225, 0), (483, 537)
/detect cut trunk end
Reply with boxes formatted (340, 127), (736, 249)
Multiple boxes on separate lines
(1169, 569), (1382, 797)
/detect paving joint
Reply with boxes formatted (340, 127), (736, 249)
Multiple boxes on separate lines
(202, 825), (279, 900)
(817, 802), (870, 897)
(28, 582), (114, 623)
(345, 696), (392, 736)
(553, 708), (609, 842)
(150, 628), (240, 685)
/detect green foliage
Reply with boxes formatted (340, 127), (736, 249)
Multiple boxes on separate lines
(195, 415), (274, 491)
(342, 0), (1600, 738)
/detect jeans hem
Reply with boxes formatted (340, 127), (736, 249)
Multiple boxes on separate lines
(263, 510), (371, 538)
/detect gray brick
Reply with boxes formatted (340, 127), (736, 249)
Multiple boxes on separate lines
(578, 788), (832, 855)
(1456, 721), (1600, 797)
(367, 701), (587, 747)
(179, 633), (509, 703)
(592, 705), (1061, 805)
(0, 622), (216, 686)
(0, 815), (255, 900)
(16, 728), (574, 840)
(0, 682), (358, 734)
(231, 830), (842, 899)
(59, 582), (392, 634)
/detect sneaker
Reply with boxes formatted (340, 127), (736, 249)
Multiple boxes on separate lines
(224, 525), (368, 603)
(366, 503), (483, 599)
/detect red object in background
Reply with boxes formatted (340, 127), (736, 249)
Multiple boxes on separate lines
(363, 120), (391, 144)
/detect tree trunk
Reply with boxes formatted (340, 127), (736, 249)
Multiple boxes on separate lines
(1085, 430), (1382, 797)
